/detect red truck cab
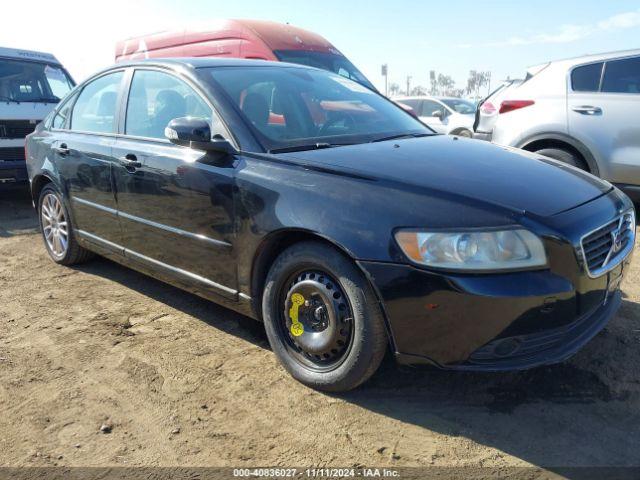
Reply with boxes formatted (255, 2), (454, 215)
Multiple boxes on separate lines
(115, 19), (375, 91)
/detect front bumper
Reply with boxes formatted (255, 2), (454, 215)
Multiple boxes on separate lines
(359, 190), (633, 371)
(0, 160), (28, 184)
(472, 131), (492, 142)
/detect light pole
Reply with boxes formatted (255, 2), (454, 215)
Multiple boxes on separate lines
(381, 64), (388, 96)
(406, 75), (412, 96)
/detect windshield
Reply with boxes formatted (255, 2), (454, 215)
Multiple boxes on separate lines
(0, 58), (74, 103)
(441, 98), (477, 115)
(202, 66), (430, 152)
(274, 50), (376, 91)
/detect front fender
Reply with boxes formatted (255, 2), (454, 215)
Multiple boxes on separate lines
(233, 155), (519, 295)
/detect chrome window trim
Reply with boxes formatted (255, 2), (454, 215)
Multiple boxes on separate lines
(579, 210), (635, 278)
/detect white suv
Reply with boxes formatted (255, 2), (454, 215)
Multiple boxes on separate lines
(474, 49), (640, 202)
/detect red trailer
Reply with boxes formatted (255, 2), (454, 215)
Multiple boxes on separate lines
(115, 19), (375, 90)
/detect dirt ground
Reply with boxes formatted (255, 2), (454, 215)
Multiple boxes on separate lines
(1, 185), (640, 470)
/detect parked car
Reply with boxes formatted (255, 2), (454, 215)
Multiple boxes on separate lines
(115, 19), (376, 91)
(394, 96), (476, 137)
(26, 58), (635, 391)
(0, 47), (74, 185)
(473, 78), (523, 140)
(473, 49), (640, 203)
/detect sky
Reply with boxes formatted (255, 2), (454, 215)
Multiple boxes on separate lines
(2, 0), (640, 95)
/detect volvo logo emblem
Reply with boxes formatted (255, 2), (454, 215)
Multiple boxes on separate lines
(611, 228), (623, 254)
(601, 216), (627, 268)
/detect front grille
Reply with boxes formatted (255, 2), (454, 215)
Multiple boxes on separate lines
(0, 120), (39, 139)
(581, 211), (635, 277)
(0, 147), (25, 162)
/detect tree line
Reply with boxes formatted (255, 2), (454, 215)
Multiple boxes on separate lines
(389, 70), (491, 98)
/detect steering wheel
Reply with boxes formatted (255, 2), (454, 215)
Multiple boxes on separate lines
(318, 112), (356, 137)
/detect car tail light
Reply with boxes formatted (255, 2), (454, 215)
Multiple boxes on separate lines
(499, 100), (535, 114)
(480, 101), (496, 114)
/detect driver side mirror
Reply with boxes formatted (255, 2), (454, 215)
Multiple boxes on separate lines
(432, 110), (444, 119)
(165, 117), (238, 155)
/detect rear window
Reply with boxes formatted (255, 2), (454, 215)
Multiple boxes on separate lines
(571, 63), (603, 92)
(602, 56), (640, 94)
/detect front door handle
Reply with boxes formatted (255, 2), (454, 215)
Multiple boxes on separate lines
(53, 143), (70, 156)
(572, 106), (602, 116)
(119, 153), (142, 169)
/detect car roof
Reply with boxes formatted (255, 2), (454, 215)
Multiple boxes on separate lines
(116, 57), (302, 69)
(539, 47), (640, 67)
(93, 57), (317, 80)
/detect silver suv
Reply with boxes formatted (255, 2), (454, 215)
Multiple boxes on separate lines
(474, 49), (640, 202)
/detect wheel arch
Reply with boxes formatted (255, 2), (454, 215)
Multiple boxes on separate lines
(249, 228), (397, 351)
(450, 126), (473, 137)
(30, 173), (56, 206)
(516, 133), (600, 175)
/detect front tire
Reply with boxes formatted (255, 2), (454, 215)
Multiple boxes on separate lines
(38, 184), (94, 265)
(262, 241), (387, 392)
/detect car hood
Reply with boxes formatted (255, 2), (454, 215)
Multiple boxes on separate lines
(276, 135), (611, 217)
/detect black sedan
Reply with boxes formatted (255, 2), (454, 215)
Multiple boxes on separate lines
(25, 58), (635, 391)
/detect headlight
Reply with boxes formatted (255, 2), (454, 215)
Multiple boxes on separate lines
(395, 228), (547, 271)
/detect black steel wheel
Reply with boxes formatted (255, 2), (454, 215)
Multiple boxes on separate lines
(278, 270), (354, 371)
(262, 241), (388, 391)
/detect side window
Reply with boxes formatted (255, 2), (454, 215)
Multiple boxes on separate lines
(398, 99), (420, 111)
(71, 71), (123, 133)
(125, 70), (216, 140)
(52, 94), (76, 130)
(421, 100), (442, 117)
(571, 63), (603, 92)
(602, 57), (640, 94)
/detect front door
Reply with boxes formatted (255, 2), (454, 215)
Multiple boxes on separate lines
(112, 68), (238, 299)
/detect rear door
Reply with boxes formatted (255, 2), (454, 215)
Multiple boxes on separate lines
(568, 56), (640, 184)
(55, 70), (125, 246)
(111, 67), (238, 299)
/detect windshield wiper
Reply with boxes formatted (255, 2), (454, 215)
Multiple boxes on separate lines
(370, 132), (433, 143)
(269, 142), (352, 154)
(27, 96), (60, 103)
(0, 95), (18, 103)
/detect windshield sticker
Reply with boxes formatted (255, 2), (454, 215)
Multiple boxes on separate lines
(331, 75), (373, 94)
(44, 65), (66, 81)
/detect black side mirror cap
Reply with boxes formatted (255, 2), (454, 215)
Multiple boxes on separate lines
(165, 117), (238, 155)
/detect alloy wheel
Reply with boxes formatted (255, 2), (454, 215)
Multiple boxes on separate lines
(41, 193), (69, 259)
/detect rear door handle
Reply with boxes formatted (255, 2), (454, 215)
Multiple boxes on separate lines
(572, 106), (602, 115)
(53, 143), (70, 156)
(119, 153), (142, 169)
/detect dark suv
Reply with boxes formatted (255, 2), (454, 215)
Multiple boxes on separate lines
(26, 58), (635, 391)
